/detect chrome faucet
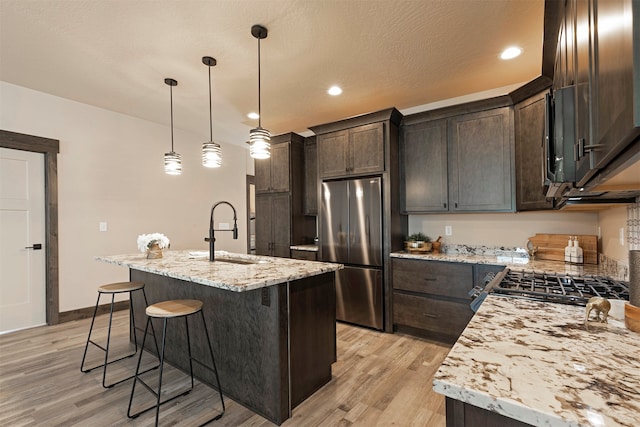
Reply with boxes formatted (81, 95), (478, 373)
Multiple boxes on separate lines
(205, 201), (239, 261)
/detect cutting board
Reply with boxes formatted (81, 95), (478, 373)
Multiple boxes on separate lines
(527, 233), (598, 264)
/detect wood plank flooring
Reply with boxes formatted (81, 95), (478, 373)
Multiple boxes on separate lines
(0, 310), (451, 426)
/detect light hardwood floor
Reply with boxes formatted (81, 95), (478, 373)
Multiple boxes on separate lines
(0, 310), (451, 426)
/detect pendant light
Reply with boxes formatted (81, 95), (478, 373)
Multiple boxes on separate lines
(248, 24), (271, 160)
(163, 78), (182, 175)
(202, 56), (222, 168)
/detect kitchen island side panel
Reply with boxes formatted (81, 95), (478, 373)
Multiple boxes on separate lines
(129, 269), (291, 424)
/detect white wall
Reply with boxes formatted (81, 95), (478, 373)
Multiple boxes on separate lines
(408, 211), (599, 248)
(1, 82), (250, 311)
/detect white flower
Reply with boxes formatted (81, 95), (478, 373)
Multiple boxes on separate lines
(137, 233), (171, 253)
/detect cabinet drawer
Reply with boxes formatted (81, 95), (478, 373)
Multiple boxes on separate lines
(291, 250), (317, 261)
(393, 292), (473, 336)
(392, 258), (473, 299)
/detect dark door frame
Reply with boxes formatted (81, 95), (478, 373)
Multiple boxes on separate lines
(1, 130), (60, 325)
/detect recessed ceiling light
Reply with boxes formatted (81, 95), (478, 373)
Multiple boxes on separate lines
(500, 46), (522, 60)
(328, 86), (342, 96)
(247, 112), (259, 119)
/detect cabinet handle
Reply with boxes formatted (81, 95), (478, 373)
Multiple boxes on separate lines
(422, 313), (438, 318)
(444, 203), (447, 209)
(454, 202), (458, 208)
(584, 143), (604, 152)
(423, 277), (437, 281)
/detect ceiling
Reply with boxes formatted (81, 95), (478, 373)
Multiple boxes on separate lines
(0, 0), (545, 148)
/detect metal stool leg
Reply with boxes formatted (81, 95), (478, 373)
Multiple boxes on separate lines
(80, 292), (102, 373)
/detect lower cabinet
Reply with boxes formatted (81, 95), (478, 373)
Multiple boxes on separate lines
(290, 249), (318, 261)
(392, 258), (504, 342)
(392, 258), (474, 341)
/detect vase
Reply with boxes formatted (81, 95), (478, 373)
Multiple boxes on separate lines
(146, 242), (163, 259)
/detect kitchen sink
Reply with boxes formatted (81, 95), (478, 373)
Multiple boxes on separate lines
(214, 257), (262, 265)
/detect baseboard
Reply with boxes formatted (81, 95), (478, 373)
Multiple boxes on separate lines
(58, 300), (130, 323)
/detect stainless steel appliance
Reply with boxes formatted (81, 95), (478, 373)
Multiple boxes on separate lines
(320, 177), (383, 330)
(470, 269), (630, 312)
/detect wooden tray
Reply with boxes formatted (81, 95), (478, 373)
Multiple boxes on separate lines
(407, 247), (432, 254)
(527, 233), (598, 265)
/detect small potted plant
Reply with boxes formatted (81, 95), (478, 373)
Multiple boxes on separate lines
(405, 232), (432, 251)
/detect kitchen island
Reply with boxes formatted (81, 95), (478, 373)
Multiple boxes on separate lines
(96, 250), (342, 425)
(433, 295), (640, 427)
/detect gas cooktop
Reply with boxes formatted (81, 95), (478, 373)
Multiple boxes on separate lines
(470, 269), (630, 312)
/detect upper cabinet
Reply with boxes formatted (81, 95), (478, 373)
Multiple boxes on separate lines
(400, 119), (449, 212)
(400, 98), (515, 213)
(448, 107), (513, 212)
(303, 136), (318, 216)
(316, 122), (385, 178)
(310, 108), (401, 180)
(513, 87), (555, 211)
(255, 142), (290, 194)
(549, 0), (640, 188)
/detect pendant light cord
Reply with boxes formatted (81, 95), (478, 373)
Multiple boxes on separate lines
(208, 65), (213, 141)
(170, 84), (175, 152)
(257, 36), (262, 128)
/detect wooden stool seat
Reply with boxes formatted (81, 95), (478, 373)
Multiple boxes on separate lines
(146, 300), (203, 318)
(98, 281), (145, 294)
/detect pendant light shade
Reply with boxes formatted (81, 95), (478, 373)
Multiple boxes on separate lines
(163, 78), (182, 175)
(202, 56), (222, 168)
(248, 24), (271, 160)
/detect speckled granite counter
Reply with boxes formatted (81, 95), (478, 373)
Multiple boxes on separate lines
(97, 249), (340, 424)
(433, 296), (640, 427)
(391, 251), (627, 282)
(96, 249), (341, 292)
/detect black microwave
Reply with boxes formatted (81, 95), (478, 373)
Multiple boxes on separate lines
(545, 86), (577, 198)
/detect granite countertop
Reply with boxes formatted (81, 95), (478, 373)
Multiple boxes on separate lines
(289, 244), (319, 252)
(391, 251), (627, 282)
(433, 296), (640, 427)
(96, 250), (342, 292)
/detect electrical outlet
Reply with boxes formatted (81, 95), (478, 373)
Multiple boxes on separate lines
(99, 222), (107, 232)
(620, 227), (625, 246)
(445, 225), (452, 236)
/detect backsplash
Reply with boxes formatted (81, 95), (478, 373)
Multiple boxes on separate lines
(599, 254), (630, 281)
(442, 244), (528, 259)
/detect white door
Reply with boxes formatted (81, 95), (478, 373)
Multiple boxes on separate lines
(0, 148), (46, 333)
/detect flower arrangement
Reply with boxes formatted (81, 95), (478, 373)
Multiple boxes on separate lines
(137, 233), (170, 253)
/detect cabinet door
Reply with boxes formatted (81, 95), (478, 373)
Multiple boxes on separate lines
(401, 120), (448, 212)
(269, 143), (290, 193)
(574, 0), (594, 183)
(349, 122), (384, 175)
(591, 0), (636, 170)
(449, 108), (514, 212)
(271, 193), (291, 258)
(318, 130), (349, 178)
(255, 194), (272, 255)
(304, 139), (318, 215)
(255, 156), (271, 194)
(514, 92), (554, 211)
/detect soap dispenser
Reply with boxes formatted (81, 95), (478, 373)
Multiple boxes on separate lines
(574, 236), (584, 264)
(565, 237), (573, 263)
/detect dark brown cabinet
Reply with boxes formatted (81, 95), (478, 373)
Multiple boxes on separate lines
(304, 137), (318, 215)
(255, 142), (290, 194)
(514, 90), (555, 211)
(549, 0), (640, 187)
(290, 249), (318, 261)
(316, 122), (384, 178)
(400, 119), (449, 212)
(449, 107), (514, 211)
(401, 102), (514, 213)
(392, 258), (475, 342)
(254, 133), (315, 258)
(255, 193), (291, 257)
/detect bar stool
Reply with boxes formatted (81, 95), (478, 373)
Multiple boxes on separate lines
(80, 281), (158, 388)
(127, 299), (225, 426)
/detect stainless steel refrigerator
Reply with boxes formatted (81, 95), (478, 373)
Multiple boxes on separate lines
(320, 177), (383, 330)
